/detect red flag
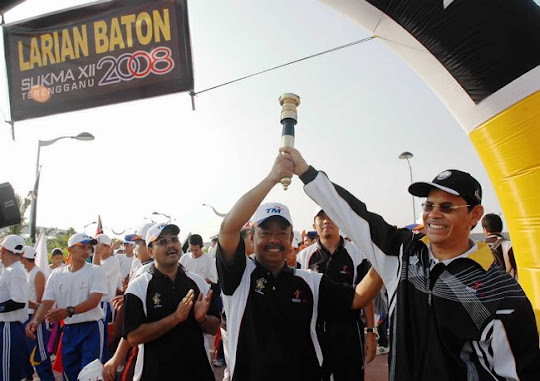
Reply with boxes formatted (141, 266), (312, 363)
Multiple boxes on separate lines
(95, 215), (103, 237)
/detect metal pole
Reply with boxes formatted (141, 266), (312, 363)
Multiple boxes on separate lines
(406, 158), (416, 221)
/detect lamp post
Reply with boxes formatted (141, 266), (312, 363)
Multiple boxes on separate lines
(399, 151), (416, 222)
(202, 203), (227, 217)
(152, 211), (172, 223)
(30, 132), (95, 242)
(83, 221), (97, 234)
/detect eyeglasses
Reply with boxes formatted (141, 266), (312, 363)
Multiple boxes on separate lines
(422, 202), (471, 214)
(152, 236), (180, 246)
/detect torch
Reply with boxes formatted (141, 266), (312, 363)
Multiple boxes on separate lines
(279, 93), (300, 190)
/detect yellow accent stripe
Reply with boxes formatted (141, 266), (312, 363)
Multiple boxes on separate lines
(470, 90), (540, 330)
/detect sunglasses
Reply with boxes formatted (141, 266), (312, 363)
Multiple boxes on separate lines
(422, 202), (471, 214)
(153, 236), (180, 246)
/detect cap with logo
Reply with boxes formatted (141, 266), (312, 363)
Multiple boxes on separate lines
(22, 245), (37, 259)
(96, 234), (112, 246)
(125, 222), (155, 243)
(146, 223), (181, 246)
(68, 233), (98, 248)
(253, 202), (293, 227)
(408, 169), (482, 205)
(1, 234), (25, 254)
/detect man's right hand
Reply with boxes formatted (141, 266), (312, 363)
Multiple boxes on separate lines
(267, 150), (295, 185)
(280, 147), (309, 176)
(174, 289), (195, 323)
(25, 320), (39, 339)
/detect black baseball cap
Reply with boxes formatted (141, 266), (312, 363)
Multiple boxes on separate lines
(408, 169), (482, 205)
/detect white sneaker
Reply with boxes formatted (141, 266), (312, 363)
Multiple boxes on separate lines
(377, 346), (389, 355)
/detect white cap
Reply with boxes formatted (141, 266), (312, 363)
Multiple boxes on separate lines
(146, 223), (180, 246)
(253, 203), (293, 227)
(292, 230), (302, 249)
(1, 235), (25, 254)
(77, 358), (103, 380)
(68, 233), (97, 248)
(22, 245), (37, 259)
(96, 234), (112, 246)
(313, 205), (324, 219)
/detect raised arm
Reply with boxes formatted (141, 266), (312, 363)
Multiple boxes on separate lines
(219, 152), (294, 260)
(351, 268), (383, 310)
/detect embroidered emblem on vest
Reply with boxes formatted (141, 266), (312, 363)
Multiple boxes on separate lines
(152, 293), (162, 308)
(255, 278), (267, 295)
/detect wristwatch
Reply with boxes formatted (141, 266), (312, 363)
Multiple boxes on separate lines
(66, 306), (75, 317)
(364, 327), (378, 334)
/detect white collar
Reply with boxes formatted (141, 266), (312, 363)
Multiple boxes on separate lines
(428, 239), (478, 267)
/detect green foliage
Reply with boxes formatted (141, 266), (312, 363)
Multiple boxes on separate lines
(46, 227), (76, 260)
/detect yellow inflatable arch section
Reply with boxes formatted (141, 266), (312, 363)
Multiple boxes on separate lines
(323, 0), (540, 327)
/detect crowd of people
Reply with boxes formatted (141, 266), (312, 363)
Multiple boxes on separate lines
(0, 147), (539, 380)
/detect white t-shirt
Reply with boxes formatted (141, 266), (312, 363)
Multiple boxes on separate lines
(43, 262), (108, 324)
(134, 261), (154, 278)
(179, 252), (218, 283)
(129, 258), (142, 280)
(100, 255), (121, 302)
(0, 261), (28, 323)
(27, 266), (44, 313)
(116, 254), (134, 281)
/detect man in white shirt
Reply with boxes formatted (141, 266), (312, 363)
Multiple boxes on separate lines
(180, 234), (218, 284)
(116, 240), (135, 291)
(21, 246), (54, 380)
(27, 233), (108, 381)
(0, 234), (30, 381)
(93, 233), (121, 361)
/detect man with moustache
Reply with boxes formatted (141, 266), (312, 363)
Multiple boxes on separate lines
(216, 153), (380, 380)
(297, 208), (376, 380)
(122, 223), (220, 381)
(26, 233), (108, 381)
(283, 146), (540, 380)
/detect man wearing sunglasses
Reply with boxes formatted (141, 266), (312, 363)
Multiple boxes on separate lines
(122, 223), (220, 381)
(281, 146), (540, 380)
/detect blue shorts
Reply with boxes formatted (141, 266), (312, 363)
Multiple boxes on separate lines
(0, 321), (31, 381)
(62, 320), (105, 381)
(24, 315), (54, 381)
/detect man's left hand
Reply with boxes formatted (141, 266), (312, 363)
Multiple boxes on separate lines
(194, 289), (213, 323)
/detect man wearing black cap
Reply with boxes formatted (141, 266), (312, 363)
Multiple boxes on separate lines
(282, 146), (540, 380)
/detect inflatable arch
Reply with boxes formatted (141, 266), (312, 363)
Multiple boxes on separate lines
(322, 0), (540, 326)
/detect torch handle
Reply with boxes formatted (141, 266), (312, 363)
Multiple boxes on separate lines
(281, 118), (296, 190)
(278, 93), (300, 191)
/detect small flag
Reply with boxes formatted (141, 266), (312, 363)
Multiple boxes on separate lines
(34, 230), (50, 280)
(95, 215), (103, 237)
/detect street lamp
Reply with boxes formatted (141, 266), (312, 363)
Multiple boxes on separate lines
(152, 211), (172, 223)
(398, 151), (416, 222)
(202, 203), (227, 217)
(30, 132), (95, 242)
(83, 221), (97, 234)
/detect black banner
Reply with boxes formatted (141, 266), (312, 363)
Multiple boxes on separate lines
(3, 0), (194, 121)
